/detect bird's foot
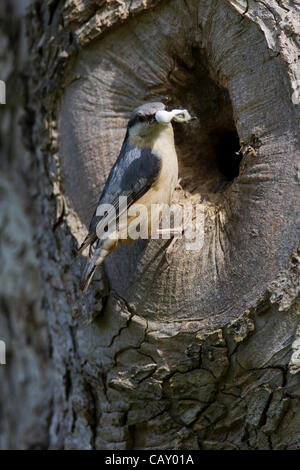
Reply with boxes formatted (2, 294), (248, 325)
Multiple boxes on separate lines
(158, 226), (185, 266)
(175, 178), (183, 191)
(156, 226), (183, 237)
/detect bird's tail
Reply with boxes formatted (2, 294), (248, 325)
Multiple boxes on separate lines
(80, 240), (102, 293)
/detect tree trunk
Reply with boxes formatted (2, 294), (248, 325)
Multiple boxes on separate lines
(1, 0), (300, 450)
(0, 0), (50, 450)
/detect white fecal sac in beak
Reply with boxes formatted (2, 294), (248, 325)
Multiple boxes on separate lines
(155, 109), (193, 124)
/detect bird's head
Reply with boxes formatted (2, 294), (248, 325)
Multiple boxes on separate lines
(128, 102), (193, 145)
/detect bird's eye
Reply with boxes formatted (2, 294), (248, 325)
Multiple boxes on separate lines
(137, 115), (155, 125)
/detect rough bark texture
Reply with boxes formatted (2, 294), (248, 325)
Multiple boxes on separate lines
(0, 0), (50, 450)
(1, 0), (300, 450)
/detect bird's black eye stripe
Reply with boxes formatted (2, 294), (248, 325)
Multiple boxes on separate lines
(129, 114), (155, 127)
(137, 115), (154, 123)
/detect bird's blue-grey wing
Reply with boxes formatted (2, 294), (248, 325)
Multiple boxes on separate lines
(78, 139), (161, 254)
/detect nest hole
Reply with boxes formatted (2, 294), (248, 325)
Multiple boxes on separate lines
(166, 48), (242, 204)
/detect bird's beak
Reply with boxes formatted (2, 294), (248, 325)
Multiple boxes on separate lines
(155, 109), (195, 124)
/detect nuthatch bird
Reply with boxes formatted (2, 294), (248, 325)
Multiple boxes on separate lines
(78, 102), (193, 292)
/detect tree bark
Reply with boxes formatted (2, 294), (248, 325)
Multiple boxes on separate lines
(1, 0), (300, 450)
(0, 0), (50, 450)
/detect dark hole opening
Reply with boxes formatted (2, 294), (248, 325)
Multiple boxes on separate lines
(214, 130), (242, 181)
(152, 48), (243, 204)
